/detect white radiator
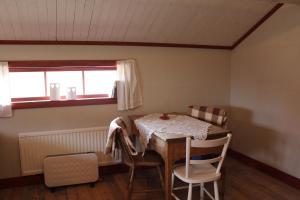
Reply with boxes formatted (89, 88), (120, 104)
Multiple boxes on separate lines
(19, 127), (121, 176)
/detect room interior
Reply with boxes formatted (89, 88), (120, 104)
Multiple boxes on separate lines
(0, 0), (300, 199)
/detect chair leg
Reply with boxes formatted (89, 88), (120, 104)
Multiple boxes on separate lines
(214, 181), (219, 200)
(127, 167), (135, 200)
(200, 183), (204, 200)
(187, 183), (192, 200)
(156, 166), (164, 191)
(127, 167), (133, 188)
(171, 173), (174, 190)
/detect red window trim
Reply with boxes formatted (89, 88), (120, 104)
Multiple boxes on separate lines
(11, 94), (109, 102)
(12, 98), (117, 109)
(9, 60), (116, 67)
(9, 60), (116, 72)
(9, 66), (116, 72)
(9, 60), (118, 109)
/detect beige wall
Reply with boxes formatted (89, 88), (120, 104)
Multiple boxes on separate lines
(4, 4), (299, 180)
(230, 4), (300, 178)
(0, 45), (230, 178)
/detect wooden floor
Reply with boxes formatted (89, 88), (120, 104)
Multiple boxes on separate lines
(0, 157), (299, 200)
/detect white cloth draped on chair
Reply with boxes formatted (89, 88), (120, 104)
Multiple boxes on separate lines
(116, 59), (143, 111)
(0, 62), (12, 117)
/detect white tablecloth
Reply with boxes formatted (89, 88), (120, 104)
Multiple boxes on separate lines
(134, 113), (211, 152)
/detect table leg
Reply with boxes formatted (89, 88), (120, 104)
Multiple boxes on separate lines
(164, 144), (173, 200)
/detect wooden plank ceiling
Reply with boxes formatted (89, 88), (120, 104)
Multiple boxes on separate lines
(0, 0), (278, 46)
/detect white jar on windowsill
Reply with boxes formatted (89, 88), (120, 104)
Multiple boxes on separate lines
(50, 83), (60, 101)
(66, 87), (77, 100)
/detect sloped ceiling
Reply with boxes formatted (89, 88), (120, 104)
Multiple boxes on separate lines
(0, 0), (283, 48)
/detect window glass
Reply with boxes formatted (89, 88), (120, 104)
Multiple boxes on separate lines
(84, 70), (116, 95)
(9, 72), (45, 98)
(46, 71), (83, 96)
(9, 67), (116, 101)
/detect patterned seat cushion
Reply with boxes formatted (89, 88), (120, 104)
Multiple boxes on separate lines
(189, 106), (227, 127)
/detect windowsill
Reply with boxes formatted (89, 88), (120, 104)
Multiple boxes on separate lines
(12, 98), (117, 109)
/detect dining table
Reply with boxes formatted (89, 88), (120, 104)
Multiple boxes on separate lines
(128, 113), (231, 200)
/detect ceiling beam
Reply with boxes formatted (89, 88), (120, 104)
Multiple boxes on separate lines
(0, 40), (232, 50)
(271, 0), (300, 4)
(231, 3), (284, 49)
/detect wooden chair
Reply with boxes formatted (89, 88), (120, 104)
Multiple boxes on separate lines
(171, 134), (232, 200)
(115, 123), (164, 200)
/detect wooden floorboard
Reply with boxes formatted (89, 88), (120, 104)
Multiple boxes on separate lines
(0, 157), (299, 200)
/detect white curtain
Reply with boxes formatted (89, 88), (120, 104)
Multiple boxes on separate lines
(116, 59), (143, 111)
(0, 62), (12, 117)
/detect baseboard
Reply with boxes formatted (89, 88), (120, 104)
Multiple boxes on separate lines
(0, 164), (128, 189)
(228, 149), (300, 190)
(0, 174), (44, 189)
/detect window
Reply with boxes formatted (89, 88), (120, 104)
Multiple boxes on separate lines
(9, 61), (117, 109)
(10, 72), (45, 98)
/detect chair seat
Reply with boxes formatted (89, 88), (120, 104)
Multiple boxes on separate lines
(133, 150), (163, 167)
(174, 164), (221, 183)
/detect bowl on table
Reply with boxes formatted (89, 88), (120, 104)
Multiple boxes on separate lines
(160, 113), (170, 120)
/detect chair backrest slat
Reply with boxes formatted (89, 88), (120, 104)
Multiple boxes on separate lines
(190, 156), (222, 165)
(111, 118), (135, 166)
(191, 136), (229, 148)
(117, 129), (134, 165)
(185, 134), (231, 178)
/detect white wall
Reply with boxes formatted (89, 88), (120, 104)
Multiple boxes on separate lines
(230, 4), (300, 178)
(0, 45), (230, 178)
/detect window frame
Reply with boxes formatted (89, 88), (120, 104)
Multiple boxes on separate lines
(9, 60), (117, 109)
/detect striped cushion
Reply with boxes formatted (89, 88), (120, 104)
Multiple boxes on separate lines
(189, 106), (227, 126)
